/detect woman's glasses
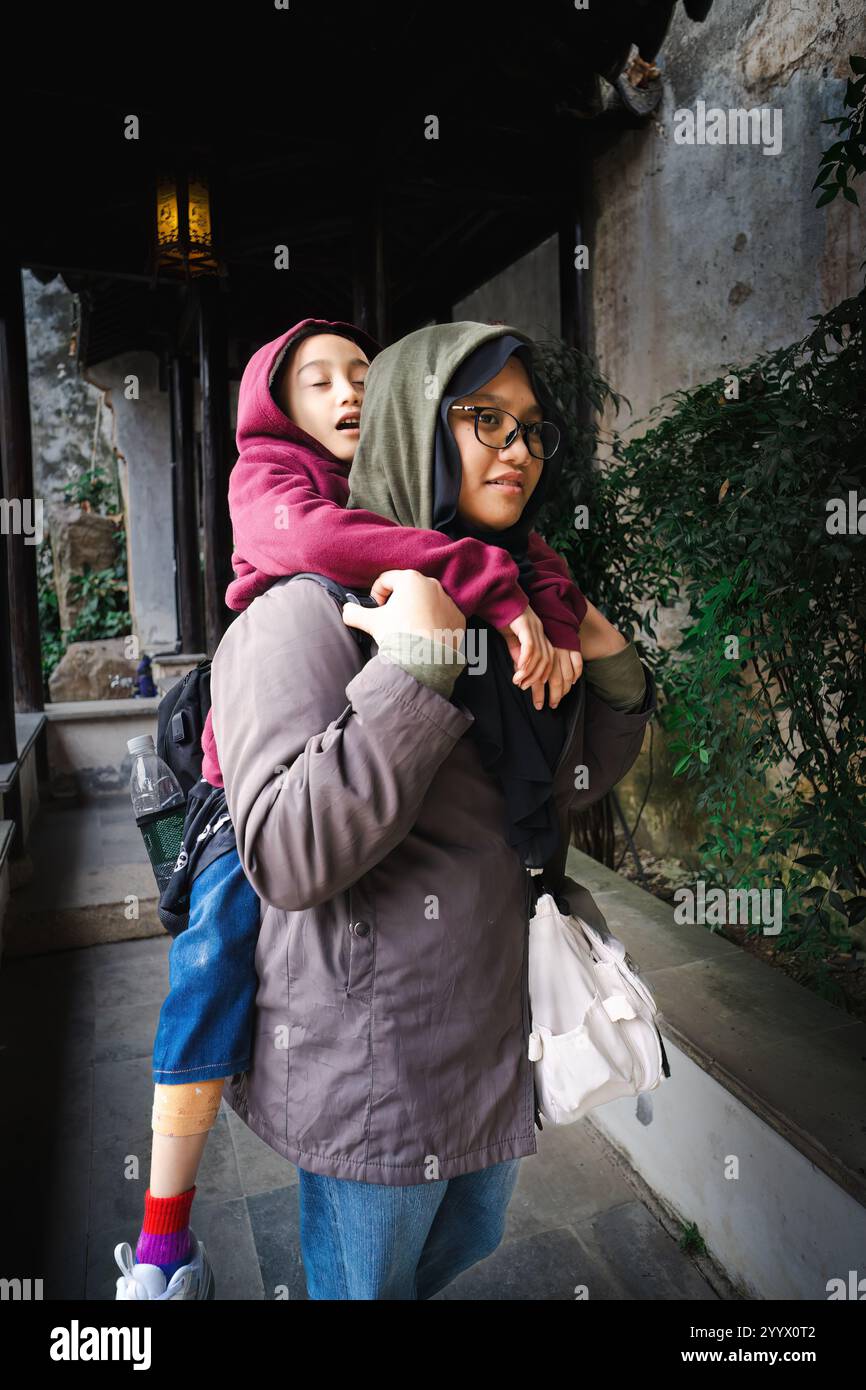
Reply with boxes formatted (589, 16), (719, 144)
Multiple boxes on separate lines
(449, 405), (561, 460)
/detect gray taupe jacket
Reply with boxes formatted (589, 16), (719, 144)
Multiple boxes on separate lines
(212, 322), (657, 1185)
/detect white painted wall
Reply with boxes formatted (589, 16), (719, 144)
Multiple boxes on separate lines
(591, 1040), (866, 1300)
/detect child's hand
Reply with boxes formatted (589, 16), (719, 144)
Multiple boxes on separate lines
(547, 647), (583, 709)
(495, 606), (554, 709)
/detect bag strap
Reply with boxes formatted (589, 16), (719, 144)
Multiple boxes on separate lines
(287, 572), (377, 657)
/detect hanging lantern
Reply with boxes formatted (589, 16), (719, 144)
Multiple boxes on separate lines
(154, 171), (220, 278)
(186, 176), (214, 266)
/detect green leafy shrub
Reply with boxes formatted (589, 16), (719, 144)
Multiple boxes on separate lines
(534, 289), (865, 1000)
(38, 459), (131, 692)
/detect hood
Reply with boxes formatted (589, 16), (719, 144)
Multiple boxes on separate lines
(346, 320), (564, 534)
(235, 317), (382, 461)
(346, 319), (573, 877)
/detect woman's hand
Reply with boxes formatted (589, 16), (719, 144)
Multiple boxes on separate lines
(496, 605), (554, 709)
(341, 570), (466, 650)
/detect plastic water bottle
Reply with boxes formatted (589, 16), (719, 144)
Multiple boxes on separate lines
(128, 734), (186, 895)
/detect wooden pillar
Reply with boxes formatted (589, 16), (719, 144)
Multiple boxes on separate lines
(558, 181), (594, 433)
(0, 524), (23, 855)
(374, 197), (387, 347)
(197, 278), (233, 655)
(352, 214), (375, 342)
(0, 527), (17, 766)
(558, 202), (586, 352)
(352, 195), (387, 345)
(0, 260), (43, 712)
(169, 352), (204, 652)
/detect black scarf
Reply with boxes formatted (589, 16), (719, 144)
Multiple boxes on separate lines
(432, 336), (572, 871)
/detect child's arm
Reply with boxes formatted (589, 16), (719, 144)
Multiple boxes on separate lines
(229, 459), (530, 631)
(524, 531), (588, 650)
(205, 481), (587, 785)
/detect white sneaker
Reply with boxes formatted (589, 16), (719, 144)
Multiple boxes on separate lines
(114, 1228), (215, 1300)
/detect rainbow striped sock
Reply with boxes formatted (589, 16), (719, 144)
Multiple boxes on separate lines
(135, 1186), (195, 1283)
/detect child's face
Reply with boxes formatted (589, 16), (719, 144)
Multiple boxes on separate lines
(279, 333), (370, 462)
(450, 356), (545, 531)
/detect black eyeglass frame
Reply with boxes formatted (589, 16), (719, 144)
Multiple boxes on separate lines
(448, 404), (561, 460)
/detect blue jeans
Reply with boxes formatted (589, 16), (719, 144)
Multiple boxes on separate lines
(298, 1158), (522, 1299)
(151, 847), (261, 1085)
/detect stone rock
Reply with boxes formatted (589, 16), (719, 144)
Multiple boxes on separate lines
(49, 505), (120, 631)
(633, 594), (691, 654)
(48, 638), (138, 703)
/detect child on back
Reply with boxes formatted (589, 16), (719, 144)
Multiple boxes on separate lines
(115, 316), (588, 1301)
(198, 317), (587, 784)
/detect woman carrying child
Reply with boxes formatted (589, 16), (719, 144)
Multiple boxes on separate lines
(114, 318), (653, 1300)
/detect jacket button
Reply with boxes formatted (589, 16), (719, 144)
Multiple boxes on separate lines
(352, 920), (371, 937)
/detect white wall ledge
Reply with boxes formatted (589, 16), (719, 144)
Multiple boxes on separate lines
(43, 698), (160, 722)
(565, 845), (866, 1297)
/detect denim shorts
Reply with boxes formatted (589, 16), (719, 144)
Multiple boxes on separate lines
(151, 847), (261, 1085)
(298, 1158), (522, 1300)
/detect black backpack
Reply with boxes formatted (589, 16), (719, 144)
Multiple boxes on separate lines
(156, 658), (213, 797)
(156, 573), (376, 795)
(153, 573), (376, 937)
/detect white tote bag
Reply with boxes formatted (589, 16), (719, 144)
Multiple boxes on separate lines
(527, 890), (670, 1125)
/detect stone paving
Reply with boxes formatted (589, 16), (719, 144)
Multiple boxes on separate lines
(0, 920), (724, 1300)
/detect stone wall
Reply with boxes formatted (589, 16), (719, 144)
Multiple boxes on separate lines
(23, 272), (179, 659)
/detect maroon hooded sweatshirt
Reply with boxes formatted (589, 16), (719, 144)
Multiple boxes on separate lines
(200, 317), (587, 787)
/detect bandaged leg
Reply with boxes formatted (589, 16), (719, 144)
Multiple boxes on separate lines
(151, 1078), (224, 1137)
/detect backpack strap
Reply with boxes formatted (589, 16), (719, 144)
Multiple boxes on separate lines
(287, 572), (377, 658)
(156, 657), (212, 796)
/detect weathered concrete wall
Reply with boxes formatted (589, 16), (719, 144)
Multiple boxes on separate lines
(452, 3), (865, 446)
(23, 272), (117, 510)
(592, 0), (866, 431)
